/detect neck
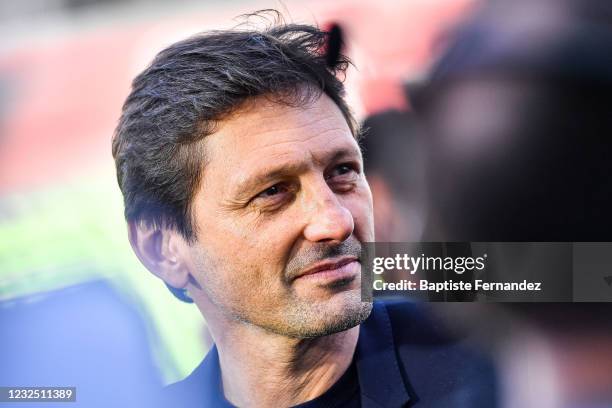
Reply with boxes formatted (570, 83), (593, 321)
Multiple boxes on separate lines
(207, 314), (359, 407)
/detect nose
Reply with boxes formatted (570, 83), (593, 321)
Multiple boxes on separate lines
(302, 185), (354, 243)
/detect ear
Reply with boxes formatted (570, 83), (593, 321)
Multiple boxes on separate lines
(127, 220), (191, 290)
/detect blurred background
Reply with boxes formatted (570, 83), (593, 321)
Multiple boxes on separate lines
(0, 0), (471, 391)
(2, 0), (612, 407)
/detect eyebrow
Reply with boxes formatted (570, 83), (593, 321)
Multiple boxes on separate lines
(232, 147), (361, 200)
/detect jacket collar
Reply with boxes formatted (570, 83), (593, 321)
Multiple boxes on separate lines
(356, 301), (412, 408)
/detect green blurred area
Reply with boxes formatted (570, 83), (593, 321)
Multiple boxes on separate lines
(0, 171), (207, 384)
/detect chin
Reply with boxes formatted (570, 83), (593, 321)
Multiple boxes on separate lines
(278, 291), (373, 339)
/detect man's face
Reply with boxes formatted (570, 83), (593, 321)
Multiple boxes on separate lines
(186, 93), (374, 338)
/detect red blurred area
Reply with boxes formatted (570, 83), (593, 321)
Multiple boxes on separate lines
(0, 28), (136, 192)
(0, 0), (471, 193)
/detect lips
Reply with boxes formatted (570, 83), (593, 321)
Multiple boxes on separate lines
(293, 256), (359, 281)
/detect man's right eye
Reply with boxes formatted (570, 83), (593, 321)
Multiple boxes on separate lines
(259, 185), (282, 197)
(254, 183), (289, 200)
(249, 183), (294, 212)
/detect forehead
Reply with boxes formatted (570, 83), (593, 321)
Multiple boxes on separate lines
(201, 94), (359, 186)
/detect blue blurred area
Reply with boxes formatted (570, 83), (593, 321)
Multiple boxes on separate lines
(0, 280), (164, 407)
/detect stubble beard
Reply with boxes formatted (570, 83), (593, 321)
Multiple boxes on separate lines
(194, 237), (373, 339)
(276, 293), (373, 338)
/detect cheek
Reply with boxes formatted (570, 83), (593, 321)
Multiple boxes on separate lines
(190, 233), (287, 310)
(195, 208), (298, 288)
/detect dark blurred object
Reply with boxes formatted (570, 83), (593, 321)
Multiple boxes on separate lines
(506, 303), (612, 334)
(412, 1), (612, 405)
(0, 280), (164, 408)
(325, 23), (344, 69)
(414, 0), (612, 241)
(362, 110), (426, 242)
(363, 111), (477, 301)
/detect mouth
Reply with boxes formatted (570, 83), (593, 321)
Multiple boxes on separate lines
(293, 256), (360, 284)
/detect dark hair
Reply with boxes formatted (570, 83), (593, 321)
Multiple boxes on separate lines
(112, 13), (355, 245)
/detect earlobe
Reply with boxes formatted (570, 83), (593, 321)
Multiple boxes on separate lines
(127, 220), (191, 290)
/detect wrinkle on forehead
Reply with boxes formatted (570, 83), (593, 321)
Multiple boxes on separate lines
(199, 93), (357, 191)
(215, 95), (349, 143)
